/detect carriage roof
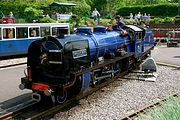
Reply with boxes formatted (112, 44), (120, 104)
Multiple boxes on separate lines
(0, 23), (69, 28)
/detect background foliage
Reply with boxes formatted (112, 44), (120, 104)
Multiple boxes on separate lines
(117, 3), (178, 17)
(0, 0), (179, 23)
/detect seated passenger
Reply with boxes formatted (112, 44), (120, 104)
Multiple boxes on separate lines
(8, 29), (13, 38)
(31, 29), (37, 37)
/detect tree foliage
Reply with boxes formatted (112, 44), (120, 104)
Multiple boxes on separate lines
(0, 0), (178, 20)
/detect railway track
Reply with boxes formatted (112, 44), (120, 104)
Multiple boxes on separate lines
(0, 100), (38, 120)
(119, 63), (180, 120)
(1, 70), (129, 120)
(0, 57), (26, 69)
(156, 62), (180, 68)
(0, 62), (26, 69)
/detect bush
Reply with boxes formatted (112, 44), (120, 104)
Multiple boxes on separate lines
(39, 17), (56, 23)
(58, 19), (68, 23)
(150, 18), (164, 24)
(163, 17), (174, 23)
(175, 18), (180, 23)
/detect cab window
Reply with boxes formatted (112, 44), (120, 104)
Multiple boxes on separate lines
(3, 28), (15, 39)
(127, 29), (134, 40)
(52, 27), (58, 36)
(40, 27), (50, 37)
(52, 27), (68, 36)
(16, 27), (28, 38)
(29, 27), (39, 37)
(136, 32), (142, 40)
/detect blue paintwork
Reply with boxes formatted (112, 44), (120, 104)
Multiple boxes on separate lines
(55, 25), (154, 60)
(143, 30), (154, 53)
(134, 39), (143, 57)
(56, 34), (85, 46)
(0, 38), (42, 57)
(80, 72), (91, 93)
(76, 26), (129, 61)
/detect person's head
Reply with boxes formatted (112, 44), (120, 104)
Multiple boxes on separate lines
(10, 11), (13, 14)
(94, 8), (97, 11)
(115, 15), (120, 20)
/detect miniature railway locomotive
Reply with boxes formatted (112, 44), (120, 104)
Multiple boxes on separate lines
(19, 25), (154, 103)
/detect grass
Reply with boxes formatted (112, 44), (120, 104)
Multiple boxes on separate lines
(137, 94), (180, 120)
(152, 96), (180, 120)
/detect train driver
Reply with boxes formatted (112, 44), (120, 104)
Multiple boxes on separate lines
(115, 15), (126, 30)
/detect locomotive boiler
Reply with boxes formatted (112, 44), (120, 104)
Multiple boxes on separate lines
(19, 25), (154, 103)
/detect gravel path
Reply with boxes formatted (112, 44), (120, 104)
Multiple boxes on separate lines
(53, 65), (180, 120)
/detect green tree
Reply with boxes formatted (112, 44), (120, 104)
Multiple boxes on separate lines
(24, 7), (43, 16)
(24, 7), (43, 22)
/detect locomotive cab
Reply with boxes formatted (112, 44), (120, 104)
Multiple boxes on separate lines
(126, 25), (154, 59)
(126, 25), (144, 58)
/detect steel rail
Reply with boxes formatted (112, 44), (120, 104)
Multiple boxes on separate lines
(0, 100), (38, 120)
(156, 62), (180, 68)
(0, 62), (26, 69)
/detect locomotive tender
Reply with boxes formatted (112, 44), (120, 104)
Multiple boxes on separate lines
(19, 25), (154, 103)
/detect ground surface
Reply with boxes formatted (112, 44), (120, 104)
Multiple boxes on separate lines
(152, 45), (180, 66)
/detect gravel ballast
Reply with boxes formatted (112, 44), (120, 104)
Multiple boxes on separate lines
(54, 65), (180, 120)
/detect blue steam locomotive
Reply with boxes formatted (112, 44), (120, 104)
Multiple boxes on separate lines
(19, 25), (154, 103)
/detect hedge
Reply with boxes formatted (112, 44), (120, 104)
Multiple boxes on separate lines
(117, 3), (178, 17)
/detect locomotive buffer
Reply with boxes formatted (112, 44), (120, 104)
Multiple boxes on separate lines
(123, 56), (158, 82)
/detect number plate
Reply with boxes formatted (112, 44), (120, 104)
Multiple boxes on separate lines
(72, 49), (87, 59)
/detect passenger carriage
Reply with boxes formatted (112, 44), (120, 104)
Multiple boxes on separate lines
(0, 23), (70, 57)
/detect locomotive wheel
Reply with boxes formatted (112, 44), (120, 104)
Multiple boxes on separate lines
(56, 89), (67, 104)
(114, 61), (122, 75)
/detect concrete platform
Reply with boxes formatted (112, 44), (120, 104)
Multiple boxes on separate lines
(152, 45), (180, 66)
